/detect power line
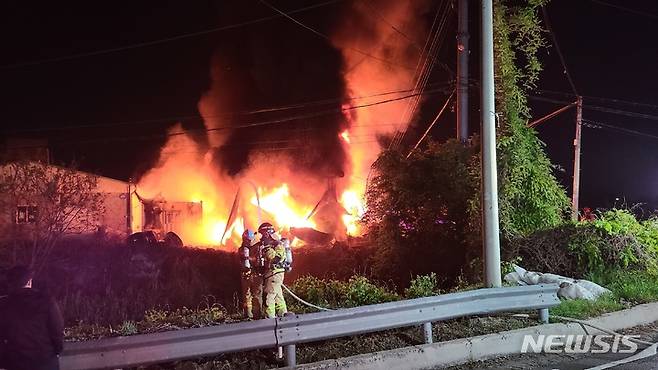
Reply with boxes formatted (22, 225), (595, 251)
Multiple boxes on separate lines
(528, 95), (573, 106)
(258, 0), (414, 70)
(361, 0), (421, 51)
(406, 89), (454, 158)
(538, 89), (658, 111)
(388, 5), (443, 150)
(4, 87), (453, 145)
(360, 0), (453, 76)
(541, 6), (578, 95)
(583, 119), (658, 141)
(391, 1), (452, 149)
(589, 0), (658, 20)
(582, 95), (658, 111)
(530, 95), (658, 122)
(1, 82), (454, 134)
(0, 0), (344, 70)
(584, 104), (658, 122)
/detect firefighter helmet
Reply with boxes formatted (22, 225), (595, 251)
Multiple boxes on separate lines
(258, 222), (275, 235)
(242, 229), (255, 240)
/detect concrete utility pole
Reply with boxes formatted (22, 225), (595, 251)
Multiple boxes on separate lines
(481, 0), (501, 287)
(457, 0), (470, 143)
(571, 96), (583, 221)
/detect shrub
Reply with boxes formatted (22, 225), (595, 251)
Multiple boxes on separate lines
(569, 210), (657, 273)
(505, 223), (585, 277)
(508, 209), (658, 277)
(404, 273), (440, 299)
(117, 321), (138, 336)
(345, 276), (399, 306)
(287, 275), (399, 311)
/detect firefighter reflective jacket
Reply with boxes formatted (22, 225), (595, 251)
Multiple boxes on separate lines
(263, 240), (286, 274)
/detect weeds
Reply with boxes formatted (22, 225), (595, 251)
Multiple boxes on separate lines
(404, 273), (440, 298)
(551, 293), (624, 320)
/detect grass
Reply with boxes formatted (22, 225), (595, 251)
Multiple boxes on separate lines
(550, 269), (658, 319)
(600, 270), (658, 304)
(551, 293), (624, 319)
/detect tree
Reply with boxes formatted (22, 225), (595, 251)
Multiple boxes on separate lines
(364, 140), (479, 286)
(0, 161), (104, 271)
(492, 0), (570, 237)
(363, 0), (571, 286)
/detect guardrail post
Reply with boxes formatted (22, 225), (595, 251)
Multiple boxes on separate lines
(423, 322), (433, 344)
(538, 308), (549, 324)
(285, 344), (296, 367)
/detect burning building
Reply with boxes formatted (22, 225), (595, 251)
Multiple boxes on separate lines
(133, 0), (444, 248)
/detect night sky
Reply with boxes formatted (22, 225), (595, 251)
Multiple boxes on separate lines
(1, 0), (657, 211)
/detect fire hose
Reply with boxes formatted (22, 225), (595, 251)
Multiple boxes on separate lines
(281, 284), (334, 312)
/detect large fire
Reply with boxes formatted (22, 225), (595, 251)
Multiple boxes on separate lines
(136, 0), (428, 248)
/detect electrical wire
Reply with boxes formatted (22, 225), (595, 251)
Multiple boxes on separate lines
(361, 0), (422, 51)
(387, 9), (441, 150)
(1, 81), (455, 134)
(1, 85), (453, 136)
(584, 105), (658, 122)
(589, 0), (658, 20)
(583, 119), (658, 142)
(394, 3), (448, 146)
(531, 94), (658, 121)
(394, 5), (449, 147)
(541, 6), (578, 95)
(538, 89), (658, 111)
(390, 1), (452, 149)
(528, 95), (574, 106)
(360, 0), (453, 76)
(258, 0), (415, 70)
(582, 95), (658, 111)
(0, 0), (344, 70)
(406, 89), (454, 158)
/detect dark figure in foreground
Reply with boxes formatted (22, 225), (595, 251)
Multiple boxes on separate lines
(0, 266), (64, 370)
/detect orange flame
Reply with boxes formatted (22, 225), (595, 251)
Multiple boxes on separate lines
(250, 184), (316, 230)
(340, 130), (351, 144)
(135, 1), (429, 247)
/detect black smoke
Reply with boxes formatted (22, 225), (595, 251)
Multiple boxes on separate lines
(204, 0), (351, 178)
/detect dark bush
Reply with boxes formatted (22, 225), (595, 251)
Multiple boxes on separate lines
(506, 210), (658, 277)
(1, 238), (241, 326)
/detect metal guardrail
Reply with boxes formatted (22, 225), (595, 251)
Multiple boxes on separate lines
(60, 284), (560, 370)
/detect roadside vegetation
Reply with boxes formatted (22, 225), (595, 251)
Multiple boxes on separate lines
(509, 208), (658, 319)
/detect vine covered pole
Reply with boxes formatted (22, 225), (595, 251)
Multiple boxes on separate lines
(481, 0), (501, 287)
(571, 96), (583, 221)
(457, 0), (469, 143)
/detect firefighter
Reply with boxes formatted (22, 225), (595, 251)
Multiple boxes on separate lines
(257, 222), (288, 319)
(237, 229), (255, 319)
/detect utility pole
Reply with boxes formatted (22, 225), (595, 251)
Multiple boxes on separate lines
(481, 0), (501, 287)
(571, 96), (583, 221)
(456, 0), (469, 143)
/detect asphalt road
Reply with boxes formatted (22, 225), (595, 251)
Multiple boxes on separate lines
(442, 322), (658, 370)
